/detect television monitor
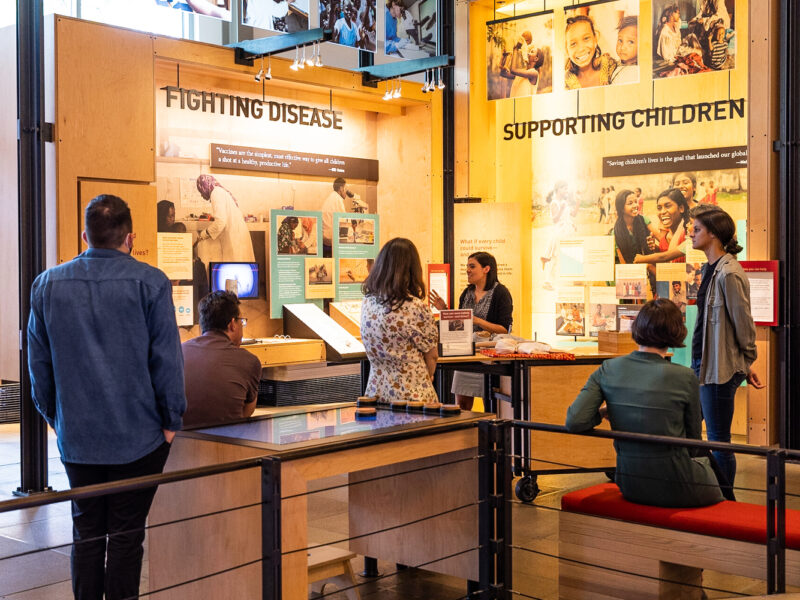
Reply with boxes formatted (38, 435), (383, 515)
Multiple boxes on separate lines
(209, 262), (259, 299)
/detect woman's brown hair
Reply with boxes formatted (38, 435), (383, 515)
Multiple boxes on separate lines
(362, 237), (426, 310)
(689, 205), (743, 256)
(631, 298), (687, 349)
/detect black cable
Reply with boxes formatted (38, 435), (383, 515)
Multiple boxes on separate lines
(284, 454), (482, 500)
(0, 498), (265, 563)
(283, 501), (482, 556)
(123, 557), (264, 600)
(509, 544), (747, 597)
(311, 545), (483, 599)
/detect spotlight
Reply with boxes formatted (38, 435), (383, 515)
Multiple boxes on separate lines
(254, 57), (264, 81)
(437, 67), (445, 90)
(383, 80), (392, 100)
(421, 70), (428, 93)
(315, 42), (323, 67)
(393, 77), (401, 99)
(299, 46), (306, 69)
(289, 46), (300, 71)
(306, 43), (316, 67)
(264, 56), (272, 80)
(426, 70), (435, 92)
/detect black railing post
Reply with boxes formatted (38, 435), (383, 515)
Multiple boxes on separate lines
(478, 420), (509, 599)
(17, 0), (50, 497)
(261, 457), (282, 600)
(478, 420), (495, 597)
(766, 450), (786, 594)
(499, 420), (513, 600)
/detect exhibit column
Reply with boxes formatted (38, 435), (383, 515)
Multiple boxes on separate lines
(778, 0), (800, 449)
(16, 0), (50, 493)
(441, 0), (455, 281)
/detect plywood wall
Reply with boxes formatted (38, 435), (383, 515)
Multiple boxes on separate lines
(0, 25), (18, 381)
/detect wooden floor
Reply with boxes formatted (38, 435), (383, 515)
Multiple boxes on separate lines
(2, 416), (800, 599)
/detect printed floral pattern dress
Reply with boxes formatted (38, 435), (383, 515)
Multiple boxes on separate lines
(361, 295), (439, 404)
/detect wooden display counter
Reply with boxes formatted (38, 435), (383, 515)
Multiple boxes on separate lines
(148, 405), (488, 599)
(243, 337), (326, 367)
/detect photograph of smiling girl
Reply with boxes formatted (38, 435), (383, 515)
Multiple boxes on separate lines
(486, 11), (554, 101)
(563, 0), (639, 90)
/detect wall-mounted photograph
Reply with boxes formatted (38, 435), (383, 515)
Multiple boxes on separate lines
(156, 0), (232, 21)
(385, 0), (437, 58)
(653, 0), (735, 78)
(243, 0), (309, 32)
(486, 11), (553, 101)
(320, 0), (376, 51)
(563, 0), (640, 90)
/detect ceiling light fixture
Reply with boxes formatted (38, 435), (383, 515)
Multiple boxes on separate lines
(264, 55), (272, 80)
(289, 46), (300, 71)
(306, 43), (316, 67)
(437, 67), (445, 90)
(299, 46), (306, 69)
(393, 77), (402, 99)
(315, 42), (323, 67)
(383, 79), (392, 100)
(254, 57), (264, 81)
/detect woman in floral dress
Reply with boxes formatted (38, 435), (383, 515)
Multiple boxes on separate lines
(361, 238), (439, 404)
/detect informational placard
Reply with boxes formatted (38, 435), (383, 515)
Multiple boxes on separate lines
(427, 263), (450, 313)
(304, 257), (335, 299)
(157, 233), (193, 280)
(615, 264), (648, 301)
(740, 260), (779, 327)
(616, 304), (644, 334)
(211, 144), (379, 181)
(439, 309), (473, 357)
(282, 303), (365, 360)
(559, 236), (615, 282)
(588, 286), (618, 336)
(556, 286), (586, 337)
(269, 209), (324, 318)
(333, 212), (379, 301)
(655, 263), (689, 314)
(454, 202), (523, 334)
(172, 285), (194, 326)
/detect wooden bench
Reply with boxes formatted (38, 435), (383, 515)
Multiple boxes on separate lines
(308, 545), (360, 600)
(558, 483), (800, 600)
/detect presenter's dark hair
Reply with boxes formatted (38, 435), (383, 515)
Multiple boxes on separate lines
(198, 291), (241, 333)
(468, 251), (499, 290)
(333, 177), (346, 192)
(631, 298), (687, 349)
(84, 194), (132, 249)
(362, 237), (425, 311)
(157, 200), (175, 232)
(689, 205), (743, 256)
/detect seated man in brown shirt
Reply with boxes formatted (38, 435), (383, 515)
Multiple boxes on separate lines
(182, 291), (262, 428)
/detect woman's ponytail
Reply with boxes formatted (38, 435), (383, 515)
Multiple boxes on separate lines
(724, 237), (743, 256)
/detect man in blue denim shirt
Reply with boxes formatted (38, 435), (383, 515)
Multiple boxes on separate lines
(28, 194), (186, 600)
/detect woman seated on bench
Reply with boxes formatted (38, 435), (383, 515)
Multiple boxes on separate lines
(566, 299), (726, 508)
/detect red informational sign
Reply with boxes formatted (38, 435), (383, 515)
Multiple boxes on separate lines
(427, 264), (450, 311)
(740, 260), (779, 327)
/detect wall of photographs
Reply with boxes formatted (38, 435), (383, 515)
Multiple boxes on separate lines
(480, 0), (746, 365)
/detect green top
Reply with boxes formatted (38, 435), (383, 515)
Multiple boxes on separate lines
(566, 351), (723, 507)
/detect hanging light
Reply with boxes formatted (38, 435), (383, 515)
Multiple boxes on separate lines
(264, 55), (272, 80)
(382, 79), (392, 101)
(392, 77), (402, 99)
(437, 67), (445, 90)
(315, 42), (323, 67)
(299, 46), (306, 69)
(421, 70), (429, 93)
(427, 70), (436, 92)
(289, 46), (300, 71)
(306, 43), (316, 67)
(254, 57), (264, 82)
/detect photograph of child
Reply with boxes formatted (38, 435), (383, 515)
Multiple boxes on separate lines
(385, 0), (437, 58)
(556, 302), (585, 336)
(339, 258), (373, 283)
(277, 216), (318, 255)
(563, 0), (639, 90)
(320, 0), (376, 50)
(486, 11), (554, 100)
(307, 260), (333, 285)
(243, 0), (309, 32)
(653, 0), (735, 79)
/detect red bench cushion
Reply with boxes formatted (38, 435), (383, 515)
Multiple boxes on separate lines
(561, 483), (800, 549)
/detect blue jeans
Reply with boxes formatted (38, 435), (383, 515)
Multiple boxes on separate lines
(692, 359), (746, 487)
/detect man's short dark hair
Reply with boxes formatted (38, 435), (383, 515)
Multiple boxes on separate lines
(333, 177), (346, 192)
(198, 291), (241, 333)
(631, 299), (687, 349)
(85, 195), (132, 249)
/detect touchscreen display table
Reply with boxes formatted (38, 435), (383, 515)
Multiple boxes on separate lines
(193, 405), (442, 447)
(150, 404), (488, 600)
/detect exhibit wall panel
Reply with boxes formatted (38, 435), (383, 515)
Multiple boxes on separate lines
(0, 24), (17, 381)
(55, 16), (155, 263)
(377, 104), (435, 266)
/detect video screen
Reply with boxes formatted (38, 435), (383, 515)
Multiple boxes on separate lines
(209, 262), (259, 299)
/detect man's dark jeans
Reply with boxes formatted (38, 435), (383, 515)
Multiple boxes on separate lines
(63, 441), (171, 600)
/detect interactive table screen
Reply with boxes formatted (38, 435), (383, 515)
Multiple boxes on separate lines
(194, 406), (438, 446)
